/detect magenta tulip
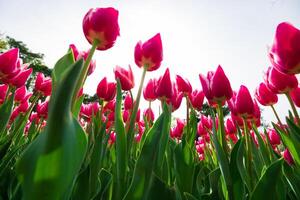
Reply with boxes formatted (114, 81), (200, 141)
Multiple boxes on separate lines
(255, 82), (278, 106)
(143, 78), (157, 101)
(0, 48), (19, 79)
(155, 68), (173, 100)
(176, 75), (192, 94)
(188, 89), (205, 111)
(290, 85), (300, 107)
(114, 65), (134, 91)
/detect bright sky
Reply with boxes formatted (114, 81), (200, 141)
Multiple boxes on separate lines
(1, 0), (300, 124)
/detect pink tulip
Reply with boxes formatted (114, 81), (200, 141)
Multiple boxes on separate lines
(0, 48), (19, 79)
(255, 82), (278, 106)
(170, 119), (185, 139)
(122, 110), (129, 122)
(114, 65), (134, 91)
(283, 149), (294, 165)
(37, 100), (49, 119)
(124, 93), (133, 110)
(17, 100), (30, 113)
(9, 67), (32, 88)
(188, 89), (205, 111)
(176, 75), (192, 94)
(96, 77), (116, 101)
(225, 118), (237, 135)
(143, 78), (157, 101)
(264, 66), (298, 94)
(228, 86), (254, 119)
(155, 68), (173, 100)
(15, 86), (32, 104)
(269, 22), (300, 74)
(290, 85), (300, 107)
(199, 65), (232, 104)
(144, 108), (155, 122)
(82, 7), (120, 50)
(35, 73), (52, 96)
(134, 33), (163, 71)
(0, 84), (9, 104)
(267, 129), (281, 146)
(167, 82), (183, 112)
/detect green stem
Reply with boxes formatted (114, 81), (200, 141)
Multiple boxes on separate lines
(72, 39), (99, 111)
(285, 92), (300, 124)
(217, 102), (228, 156)
(243, 118), (254, 191)
(186, 96), (190, 138)
(270, 105), (283, 127)
(126, 67), (147, 156)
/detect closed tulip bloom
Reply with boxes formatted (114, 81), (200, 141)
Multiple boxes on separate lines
(171, 119), (185, 138)
(9, 67), (32, 88)
(197, 122), (207, 136)
(0, 84), (9, 104)
(124, 93), (133, 110)
(267, 129), (281, 146)
(35, 73), (52, 96)
(122, 110), (129, 122)
(0, 48), (19, 79)
(199, 65), (232, 104)
(82, 7), (120, 50)
(144, 108), (155, 122)
(290, 85), (300, 107)
(15, 86), (32, 104)
(251, 100), (261, 127)
(155, 68), (173, 99)
(225, 118), (237, 135)
(269, 22), (300, 74)
(264, 66), (298, 94)
(143, 78), (157, 101)
(37, 100), (49, 119)
(176, 75), (192, 94)
(134, 33), (163, 71)
(114, 65), (134, 91)
(188, 89), (205, 111)
(79, 49), (96, 75)
(283, 149), (294, 165)
(17, 100), (30, 113)
(228, 86), (254, 119)
(255, 82), (278, 106)
(69, 44), (80, 60)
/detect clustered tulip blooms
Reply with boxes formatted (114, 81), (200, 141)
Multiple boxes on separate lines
(1, 6), (300, 200)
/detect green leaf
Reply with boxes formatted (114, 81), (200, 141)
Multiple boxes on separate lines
(114, 80), (127, 199)
(283, 162), (300, 199)
(147, 173), (176, 200)
(184, 192), (199, 200)
(51, 48), (74, 87)
(236, 138), (251, 192)
(250, 159), (283, 200)
(71, 166), (91, 200)
(123, 104), (171, 200)
(230, 140), (245, 200)
(252, 126), (270, 165)
(17, 59), (88, 200)
(0, 91), (15, 134)
(96, 169), (113, 200)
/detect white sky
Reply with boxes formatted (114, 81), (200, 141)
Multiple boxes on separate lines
(1, 0), (300, 124)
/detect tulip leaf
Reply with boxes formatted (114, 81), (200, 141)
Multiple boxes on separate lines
(283, 162), (300, 199)
(0, 91), (15, 134)
(230, 140), (245, 200)
(114, 79), (127, 199)
(123, 103), (171, 200)
(51, 48), (74, 87)
(71, 166), (91, 200)
(252, 126), (270, 165)
(147, 172), (176, 200)
(236, 138), (251, 192)
(250, 158), (283, 200)
(17, 59), (88, 200)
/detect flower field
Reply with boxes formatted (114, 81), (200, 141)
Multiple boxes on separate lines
(1, 6), (300, 200)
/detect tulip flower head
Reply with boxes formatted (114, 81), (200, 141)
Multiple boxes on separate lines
(35, 73), (52, 96)
(134, 33), (163, 71)
(199, 65), (232, 105)
(269, 22), (300, 74)
(255, 82), (278, 106)
(0, 48), (19, 80)
(155, 68), (173, 100)
(143, 78), (157, 101)
(188, 89), (205, 111)
(0, 84), (9, 105)
(290, 85), (300, 107)
(114, 65), (134, 91)
(96, 77), (116, 101)
(83, 7), (120, 50)
(176, 75), (192, 94)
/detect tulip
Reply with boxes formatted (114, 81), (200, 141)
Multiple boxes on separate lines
(96, 77), (117, 102)
(197, 122), (207, 136)
(228, 86), (254, 119)
(134, 33), (163, 71)
(17, 100), (30, 113)
(283, 149), (294, 165)
(0, 84), (9, 104)
(15, 86), (32, 104)
(124, 93), (133, 110)
(225, 118), (237, 135)
(108, 132), (116, 145)
(167, 82), (183, 112)
(176, 75), (192, 94)
(267, 129), (281, 146)
(155, 68), (173, 100)
(35, 73), (52, 96)
(199, 65), (232, 104)
(0, 48), (19, 79)
(9, 67), (32, 88)
(170, 119), (185, 139)
(69, 44), (79, 60)
(188, 89), (205, 111)
(114, 65), (134, 91)
(290, 85), (300, 107)
(269, 22), (300, 74)
(251, 100), (261, 127)
(264, 66), (298, 94)
(37, 100), (49, 119)
(255, 82), (278, 106)
(143, 108), (155, 122)
(82, 7), (120, 50)
(122, 110), (129, 122)
(143, 78), (157, 101)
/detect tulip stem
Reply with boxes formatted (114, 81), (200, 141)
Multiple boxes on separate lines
(186, 96), (190, 137)
(217, 103), (228, 156)
(127, 67), (147, 156)
(270, 105), (283, 127)
(72, 39), (99, 112)
(285, 92), (300, 124)
(243, 118), (254, 191)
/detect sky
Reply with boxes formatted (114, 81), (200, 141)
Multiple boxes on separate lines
(1, 0), (300, 124)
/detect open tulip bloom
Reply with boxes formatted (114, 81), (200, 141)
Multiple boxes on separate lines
(1, 6), (300, 200)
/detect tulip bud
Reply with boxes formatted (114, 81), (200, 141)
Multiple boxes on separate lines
(255, 82), (278, 106)
(290, 85), (300, 107)
(15, 86), (32, 104)
(188, 89), (205, 111)
(269, 22), (300, 74)
(83, 7), (120, 50)
(155, 68), (173, 100)
(114, 65), (134, 91)
(143, 78), (157, 101)
(0, 48), (19, 79)
(225, 118), (237, 135)
(176, 75), (192, 94)
(267, 129), (281, 146)
(35, 73), (52, 96)
(144, 108), (155, 122)
(264, 66), (298, 94)
(124, 93), (133, 110)
(283, 149), (294, 165)
(0, 84), (9, 104)
(134, 33), (163, 71)
(9, 67), (32, 88)
(199, 65), (232, 104)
